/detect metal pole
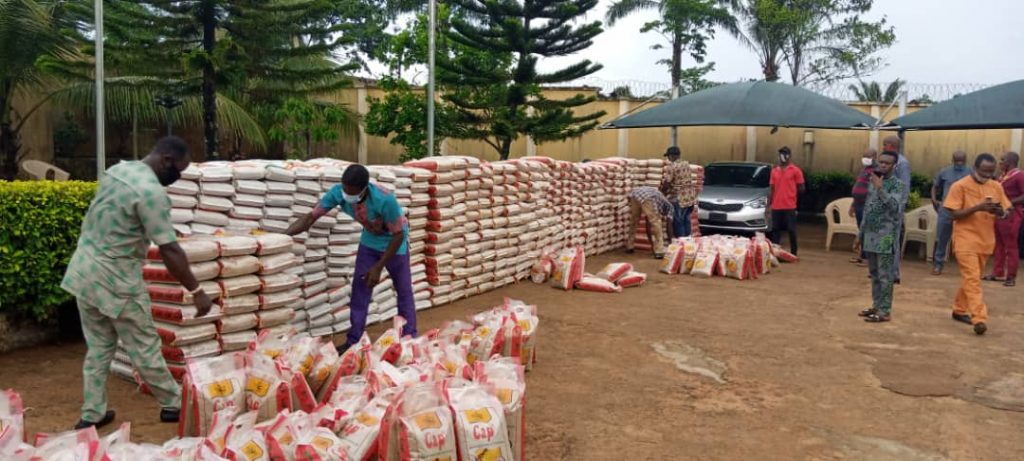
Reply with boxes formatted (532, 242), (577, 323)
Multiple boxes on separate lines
(427, 0), (437, 157)
(94, 0), (105, 177)
(670, 85), (679, 147)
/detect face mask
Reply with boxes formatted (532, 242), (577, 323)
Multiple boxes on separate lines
(779, 155), (789, 164)
(157, 165), (182, 187)
(342, 189), (364, 204)
(974, 173), (991, 184)
(862, 158), (873, 167)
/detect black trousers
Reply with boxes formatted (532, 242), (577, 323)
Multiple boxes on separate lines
(770, 210), (798, 255)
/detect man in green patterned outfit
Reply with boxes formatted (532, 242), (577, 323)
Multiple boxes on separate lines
(61, 137), (212, 429)
(858, 150), (906, 323)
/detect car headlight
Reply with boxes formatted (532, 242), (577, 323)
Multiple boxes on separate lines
(745, 197), (768, 209)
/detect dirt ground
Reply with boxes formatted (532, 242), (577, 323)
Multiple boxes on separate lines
(2, 224), (1023, 460)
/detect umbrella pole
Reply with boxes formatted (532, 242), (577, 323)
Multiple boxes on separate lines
(670, 86), (680, 147)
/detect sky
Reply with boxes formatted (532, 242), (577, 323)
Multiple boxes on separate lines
(536, 0), (1024, 90)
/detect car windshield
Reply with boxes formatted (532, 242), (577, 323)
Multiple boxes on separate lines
(703, 164), (770, 188)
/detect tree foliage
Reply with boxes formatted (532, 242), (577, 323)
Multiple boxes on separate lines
(605, 0), (738, 91)
(60, 0), (365, 159)
(268, 97), (358, 160)
(848, 78), (904, 103)
(733, 0), (895, 86)
(0, 0), (77, 179)
(440, 0), (607, 160)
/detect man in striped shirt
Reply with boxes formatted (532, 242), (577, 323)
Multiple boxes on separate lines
(626, 186), (675, 259)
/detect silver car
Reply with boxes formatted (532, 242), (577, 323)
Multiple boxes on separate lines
(697, 161), (773, 234)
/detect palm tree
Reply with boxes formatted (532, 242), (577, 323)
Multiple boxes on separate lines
(605, 0), (739, 92)
(0, 0), (76, 179)
(729, 0), (788, 82)
(848, 79), (905, 103)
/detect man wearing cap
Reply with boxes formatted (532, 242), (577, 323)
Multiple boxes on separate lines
(661, 146), (697, 238)
(769, 146), (806, 255)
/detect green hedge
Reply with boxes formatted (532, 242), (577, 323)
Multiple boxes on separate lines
(796, 171), (933, 213)
(0, 181), (96, 321)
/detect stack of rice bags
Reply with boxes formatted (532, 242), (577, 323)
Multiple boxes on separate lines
(689, 163), (705, 238)
(407, 156), (472, 307)
(398, 166), (434, 312)
(116, 233), (298, 385)
(362, 167), (399, 326)
(166, 165), (202, 235)
(490, 161), (523, 287)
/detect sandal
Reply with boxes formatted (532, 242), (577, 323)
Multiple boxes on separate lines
(858, 308), (878, 317)
(863, 313), (891, 323)
(848, 257), (862, 264)
(1004, 279), (1016, 287)
(982, 275), (1004, 282)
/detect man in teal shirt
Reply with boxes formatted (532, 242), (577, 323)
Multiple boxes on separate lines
(286, 164), (414, 352)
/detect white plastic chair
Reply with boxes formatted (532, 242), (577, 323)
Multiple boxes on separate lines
(825, 197), (859, 251)
(20, 160), (70, 181)
(902, 205), (938, 261)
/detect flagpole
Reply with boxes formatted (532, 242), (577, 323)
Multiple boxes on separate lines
(427, 0), (436, 157)
(95, 0), (105, 177)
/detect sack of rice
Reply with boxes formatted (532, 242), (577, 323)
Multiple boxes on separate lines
(659, 242), (686, 274)
(574, 275), (622, 293)
(335, 389), (400, 460)
(447, 382), (514, 461)
(376, 383), (457, 461)
(549, 246), (584, 291)
(218, 275), (263, 297)
(474, 357), (527, 461)
(0, 389), (25, 443)
(156, 322), (218, 347)
(594, 262), (632, 282)
(258, 252), (301, 275)
(143, 261), (220, 283)
(148, 281), (223, 305)
(178, 353), (247, 437)
(242, 351), (292, 423)
(616, 271), (647, 288)
(690, 247), (719, 277)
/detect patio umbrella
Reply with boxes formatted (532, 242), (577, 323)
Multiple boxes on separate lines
(891, 79), (1024, 130)
(601, 81), (878, 130)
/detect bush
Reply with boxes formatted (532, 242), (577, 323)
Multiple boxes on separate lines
(0, 181), (96, 321)
(799, 171), (856, 213)
(910, 172), (933, 200)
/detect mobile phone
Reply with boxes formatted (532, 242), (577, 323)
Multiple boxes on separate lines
(872, 170), (885, 178)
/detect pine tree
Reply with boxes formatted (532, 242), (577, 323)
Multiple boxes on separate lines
(85, 0), (360, 159)
(441, 0), (606, 160)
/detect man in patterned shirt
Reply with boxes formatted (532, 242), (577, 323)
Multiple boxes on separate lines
(625, 186), (675, 259)
(62, 137), (213, 429)
(661, 146), (697, 237)
(858, 151), (905, 323)
(286, 164), (415, 352)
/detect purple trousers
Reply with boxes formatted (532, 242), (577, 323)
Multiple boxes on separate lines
(347, 244), (417, 346)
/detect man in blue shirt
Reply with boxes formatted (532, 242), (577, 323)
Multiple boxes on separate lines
(930, 151), (971, 275)
(286, 164), (415, 352)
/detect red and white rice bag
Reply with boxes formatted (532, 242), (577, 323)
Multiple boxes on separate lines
(378, 383), (457, 461)
(219, 274), (263, 297)
(157, 322), (218, 347)
(243, 351), (293, 422)
(219, 255), (261, 278)
(447, 382), (514, 461)
(148, 280), (222, 305)
(678, 238), (701, 274)
(659, 242), (685, 274)
(595, 262), (632, 282)
(143, 261), (221, 283)
(213, 235), (259, 256)
(30, 426), (102, 460)
(179, 353), (247, 437)
(259, 252), (301, 275)
(574, 274), (622, 293)
(528, 248), (555, 284)
(690, 247), (719, 277)
(147, 239), (220, 263)
(474, 358), (527, 461)
(253, 233), (293, 256)
(550, 246), (585, 291)
(0, 390), (24, 443)
(335, 389), (400, 460)
(151, 303), (222, 326)
(616, 271), (647, 288)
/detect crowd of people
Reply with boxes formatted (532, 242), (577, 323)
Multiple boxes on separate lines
(848, 137), (1022, 335)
